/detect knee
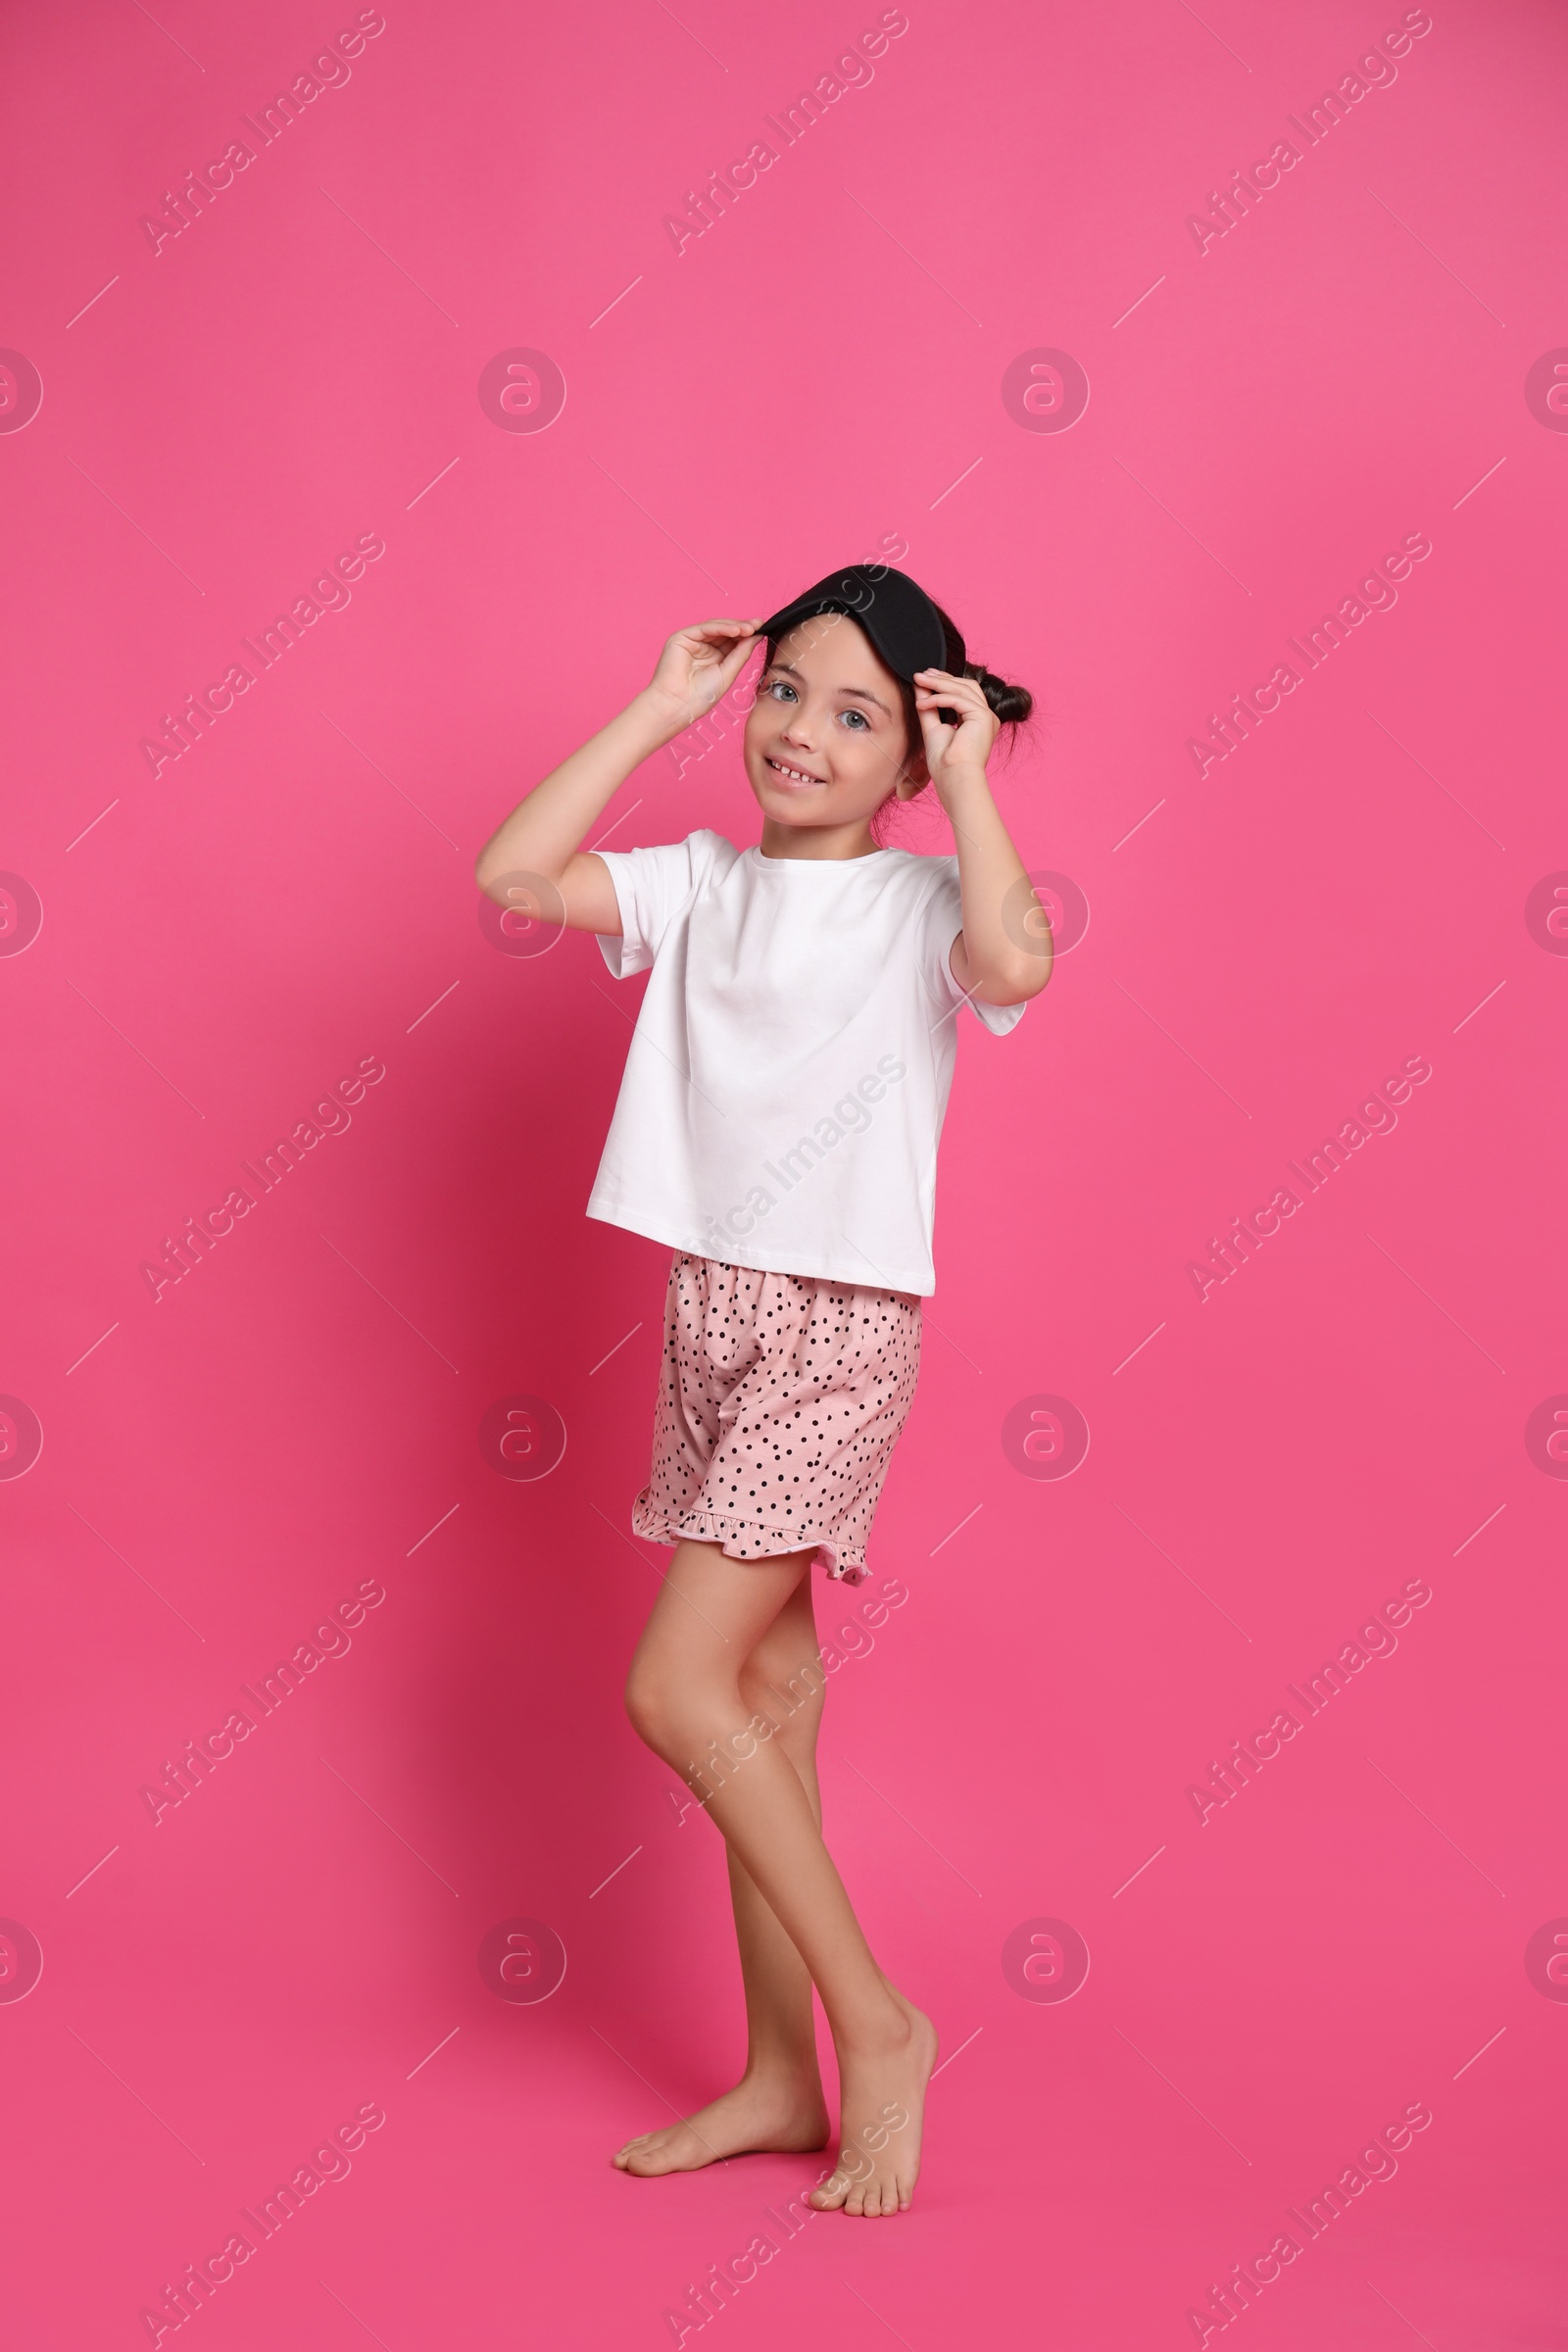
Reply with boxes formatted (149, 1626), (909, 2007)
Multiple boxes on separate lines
(623, 1656), (681, 1758)
(624, 1656), (728, 1764)
(738, 1669), (794, 1747)
(742, 1659), (822, 1745)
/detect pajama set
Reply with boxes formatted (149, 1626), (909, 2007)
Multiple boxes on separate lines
(588, 830), (1025, 1584)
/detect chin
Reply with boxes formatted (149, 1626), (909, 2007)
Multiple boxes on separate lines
(749, 775), (821, 817)
(762, 800), (848, 831)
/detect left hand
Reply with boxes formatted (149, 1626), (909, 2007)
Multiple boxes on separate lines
(912, 669), (998, 802)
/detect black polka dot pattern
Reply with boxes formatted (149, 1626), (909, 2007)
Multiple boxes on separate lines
(630, 1251), (922, 1585)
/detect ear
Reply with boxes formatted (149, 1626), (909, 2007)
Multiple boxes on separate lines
(894, 748), (929, 798)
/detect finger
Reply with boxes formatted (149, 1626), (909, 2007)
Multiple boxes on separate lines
(914, 669), (991, 714)
(686, 619), (758, 643)
(690, 639), (760, 713)
(714, 638), (759, 683)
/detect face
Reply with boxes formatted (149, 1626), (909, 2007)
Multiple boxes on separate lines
(743, 614), (922, 834)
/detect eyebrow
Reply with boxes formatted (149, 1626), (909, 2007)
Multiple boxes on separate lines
(767, 658), (894, 716)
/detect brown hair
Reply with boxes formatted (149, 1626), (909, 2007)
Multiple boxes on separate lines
(762, 590), (1033, 844)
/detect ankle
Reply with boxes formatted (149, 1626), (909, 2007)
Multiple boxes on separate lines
(832, 1989), (912, 2059)
(740, 2054), (823, 2095)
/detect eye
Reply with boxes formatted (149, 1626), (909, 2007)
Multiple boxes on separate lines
(764, 678), (797, 705)
(837, 708), (870, 731)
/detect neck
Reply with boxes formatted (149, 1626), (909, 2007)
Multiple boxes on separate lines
(757, 816), (881, 861)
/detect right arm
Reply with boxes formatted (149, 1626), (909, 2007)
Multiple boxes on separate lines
(474, 618), (761, 934)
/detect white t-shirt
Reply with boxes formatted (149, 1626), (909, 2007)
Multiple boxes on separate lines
(588, 831), (1025, 1296)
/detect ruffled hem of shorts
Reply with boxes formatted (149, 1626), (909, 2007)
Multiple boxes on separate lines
(630, 1493), (868, 1585)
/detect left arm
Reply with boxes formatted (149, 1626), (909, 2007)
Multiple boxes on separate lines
(912, 668), (1054, 1005)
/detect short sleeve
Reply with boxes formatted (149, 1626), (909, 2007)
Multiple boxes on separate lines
(917, 858), (1028, 1037)
(594, 831), (724, 977)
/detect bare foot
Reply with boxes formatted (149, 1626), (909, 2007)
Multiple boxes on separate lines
(612, 2073), (830, 2176)
(809, 1984), (936, 2217)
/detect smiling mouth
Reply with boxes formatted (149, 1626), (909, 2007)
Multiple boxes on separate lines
(765, 756), (825, 786)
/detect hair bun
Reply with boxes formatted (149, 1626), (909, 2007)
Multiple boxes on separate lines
(975, 666), (1033, 726)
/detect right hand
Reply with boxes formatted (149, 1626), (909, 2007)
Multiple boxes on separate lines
(646, 618), (763, 734)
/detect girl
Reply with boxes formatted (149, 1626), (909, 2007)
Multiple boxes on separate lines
(476, 565), (1052, 2218)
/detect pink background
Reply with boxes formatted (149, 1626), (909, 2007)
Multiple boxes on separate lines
(3, 0), (1566, 2342)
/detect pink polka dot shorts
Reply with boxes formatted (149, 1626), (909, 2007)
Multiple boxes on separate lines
(631, 1252), (922, 1585)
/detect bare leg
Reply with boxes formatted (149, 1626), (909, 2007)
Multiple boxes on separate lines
(613, 1574), (830, 2174)
(617, 1540), (936, 2216)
